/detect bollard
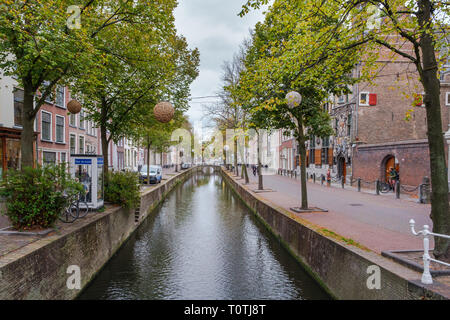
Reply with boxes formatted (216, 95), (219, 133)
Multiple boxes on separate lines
(313, 173), (316, 183)
(376, 180), (380, 195)
(357, 178), (361, 192)
(294, 171), (297, 179)
(321, 175), (324, 185)
(420, 176), (431, 204)
(341, 176), (345, 188)
(395, 180), (400, 199)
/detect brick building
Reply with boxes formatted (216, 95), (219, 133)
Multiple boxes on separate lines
(36, 83), (70, 165)
(352, 45), (450, 187)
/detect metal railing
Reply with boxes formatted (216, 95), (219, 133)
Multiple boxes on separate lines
(409, 219), (450, 284)
(276, 169), (429, 202)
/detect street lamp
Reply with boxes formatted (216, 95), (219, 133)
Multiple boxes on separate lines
(224, 145), (230, 169)
(286, 91), (302, 109)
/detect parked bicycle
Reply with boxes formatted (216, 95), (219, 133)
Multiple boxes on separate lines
(59, 191), (90, 223)
(379, 181), (394, 193)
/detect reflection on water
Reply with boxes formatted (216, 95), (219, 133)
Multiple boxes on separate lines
(78, 172), (330, 300)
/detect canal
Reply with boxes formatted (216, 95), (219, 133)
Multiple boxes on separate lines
(78, 171), (330, 300)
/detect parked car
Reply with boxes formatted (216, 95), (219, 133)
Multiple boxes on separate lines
(140, 165), (162, 184)
(181, 163), (191, 170)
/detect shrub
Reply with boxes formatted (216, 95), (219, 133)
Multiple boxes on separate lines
(105, 171), (140, 209)
(0, 165), (83, 230)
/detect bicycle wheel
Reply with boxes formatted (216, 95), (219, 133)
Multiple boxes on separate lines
(379, 182), (391, 193)
(59, 201), (79, 223)
(77, 200), (90, 218)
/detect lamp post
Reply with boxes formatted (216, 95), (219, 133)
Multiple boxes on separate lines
(285, 91), (310, 211)
(224, 145), (230, 169)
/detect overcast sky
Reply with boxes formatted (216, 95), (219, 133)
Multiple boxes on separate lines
(174, 0), (267, 131)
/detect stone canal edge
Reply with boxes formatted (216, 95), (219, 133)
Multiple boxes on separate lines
(0, 166), (448, 300)
(221, 169), (449, 300)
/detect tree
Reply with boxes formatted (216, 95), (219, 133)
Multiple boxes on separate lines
(240, 0), (450, 260)
(71, 3), (199, 176)
(207, 38), (253, 181)
(130, 110), (188, 185)
(237, 1), (359, 206)
(0, 0), (168, 168)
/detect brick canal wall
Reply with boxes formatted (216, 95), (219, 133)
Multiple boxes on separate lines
(0, 167), (199, 300)
(221, 169), (448, 300)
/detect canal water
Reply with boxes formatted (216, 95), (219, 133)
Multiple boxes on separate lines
(78, 171), (330, 300)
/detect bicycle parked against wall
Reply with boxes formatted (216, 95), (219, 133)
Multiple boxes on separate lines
(59, 191), (90, 223)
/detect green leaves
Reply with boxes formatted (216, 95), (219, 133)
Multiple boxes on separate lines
(236, 0), (359, 140)
(0, 164), (83, 230)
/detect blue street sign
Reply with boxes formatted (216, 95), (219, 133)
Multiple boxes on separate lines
(97, 158), (104, 165)
(75, 159), (92, 165)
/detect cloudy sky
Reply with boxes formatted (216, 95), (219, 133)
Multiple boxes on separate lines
(174, 0), (267, 130)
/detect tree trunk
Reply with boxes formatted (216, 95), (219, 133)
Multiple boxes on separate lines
(100, 124), (109, 178)
(296, 117), (308, 209)
(257, 131), (263, 190)
(20, 82), (36, 169)
(234, 137), (238, 176)
(418, 0), (450, 260)
(100, 100), (110, 179)
(147, 137), (151, 185)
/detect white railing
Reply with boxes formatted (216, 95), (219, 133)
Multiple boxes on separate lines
(409, 219), (450, 284)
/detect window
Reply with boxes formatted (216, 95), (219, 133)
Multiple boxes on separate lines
(309, 135), (315, 165)
(338, 95), (346, 104)
(322, 137), (330, 166)
(79, 136), (85, 154)
(347, 114), (352, 136)
(41, 111), (52, 141)
(79, 111), (85, 129)
(13, 88), (24, 127)
(70, 134), (76, 155)
(56, 115), (65, 143)
(55, 86), (65, 108)
(69, 113), (76, 127)
(43, 151), (56, 165)
(42, 81), (53, 104)
(60, 152), (66, 164)
(359, 92), (369, 106)
(446, 92), (450, 106)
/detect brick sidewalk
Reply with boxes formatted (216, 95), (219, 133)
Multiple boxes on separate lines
(232, 169), (432, 254)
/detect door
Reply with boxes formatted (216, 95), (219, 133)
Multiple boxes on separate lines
(338, 156), (346, 178)
(385, 157), (395, 182)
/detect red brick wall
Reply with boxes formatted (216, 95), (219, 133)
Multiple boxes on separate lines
(352, 140), (434, 186)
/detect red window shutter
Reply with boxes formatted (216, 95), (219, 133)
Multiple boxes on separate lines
(369, 93), (377, 106)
